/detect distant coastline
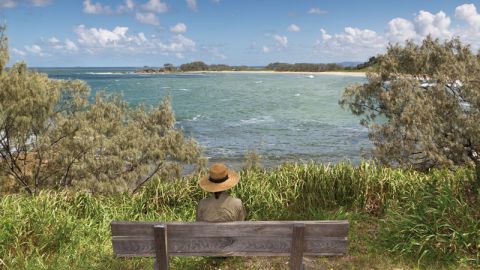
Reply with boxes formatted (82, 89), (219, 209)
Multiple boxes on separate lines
(133, 69), (366, 77)
(188, 70), (366, 77)
(133, 59), (374, 77)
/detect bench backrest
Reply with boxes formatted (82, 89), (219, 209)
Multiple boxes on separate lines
(111, 220), (348, 257)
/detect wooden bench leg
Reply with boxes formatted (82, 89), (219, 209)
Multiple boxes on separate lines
(289, 224), (305, 270)
(153, 225), (169, 270)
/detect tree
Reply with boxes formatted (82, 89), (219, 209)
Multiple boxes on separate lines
(179, 61), (209, 72)
(340, 37), (480, 174)
(0, 27), (203, 194)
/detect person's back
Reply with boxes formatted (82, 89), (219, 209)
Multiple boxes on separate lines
(196, 192), (245, 222)
(196, 163), (246, 222)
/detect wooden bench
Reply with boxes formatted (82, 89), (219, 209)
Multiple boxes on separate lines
(111, 220), (349, 270)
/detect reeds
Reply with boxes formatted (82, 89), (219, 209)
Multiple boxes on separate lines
(0, 161), (478, 269)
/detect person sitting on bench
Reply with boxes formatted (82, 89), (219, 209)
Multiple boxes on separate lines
(196, 163), (246, 222)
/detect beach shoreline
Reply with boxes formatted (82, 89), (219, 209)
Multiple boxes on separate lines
(188, 70), (366, 77)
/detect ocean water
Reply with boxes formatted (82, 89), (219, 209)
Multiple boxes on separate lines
(40, 67), (370, 168)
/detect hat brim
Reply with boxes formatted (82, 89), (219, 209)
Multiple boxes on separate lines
(199, 170), (240, 192)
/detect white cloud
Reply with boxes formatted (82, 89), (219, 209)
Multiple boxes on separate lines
(456, 3), (480, 29)
(64, 39), (79, 52)
(414, 10), (451, 39)
(186, 0), (197, 11)
(158, 34), (196, 53)
(287, 24), (300, 32)
(117, 0), (135, 13)
(455, 4), (480, 48)
(386, 18), (417, 43)
(31, 0), (52, 6)
(316, 27), (385, 60)
(273, 34), (288, 48)
(212, 0), (219, 3)
(170, 23), (187, 33)
(320, 28), (331, 41)
(12, 48), (26, 56)
(70, 24), (196, 57)
(262, 45), (270, 53)
(0, 0), (52, 7)
(142, 0), (167, 13)
(0, 0), (16, 7)
(25, 44), (46, 56)
(83, 0), (112, 14)
(47, 37), (60, 44)
(204, 46), (226, 60)
(135, 12), (160, 25)
(308, 7), (326, 14)
(74, 25), (131, 48)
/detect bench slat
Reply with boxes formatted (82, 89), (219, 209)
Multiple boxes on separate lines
(112, 236), (347, 257)
(111, 221), (348, 238)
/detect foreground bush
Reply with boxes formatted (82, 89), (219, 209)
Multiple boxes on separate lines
(0, 162), (478, 269)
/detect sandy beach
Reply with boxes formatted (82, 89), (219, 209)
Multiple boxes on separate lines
(191, 70), (366, 77)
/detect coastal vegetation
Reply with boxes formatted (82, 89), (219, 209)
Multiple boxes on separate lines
(1, 24), (479, 270)
(340, 36), (480, 175)
(0, 27), (202, 195)
(1, 162), (478, 269)
(134, 60), (372, 73)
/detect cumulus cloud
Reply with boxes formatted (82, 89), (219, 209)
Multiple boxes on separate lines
(456, 3), (480, 29)
(12, 48), (26, 56)
(135, 12), (159, 25)
(0, 0), (52, 7)
(83, 0), (112, 14)
(47, 37), (60, 44)
(186, 0), (196, 11)
(308, 7), (326, 14)
(69, 24), (195, 58)
(25, 44), (47, 56)
(204, 46), (226, 60)
(386, 17), (417, 43)
(316, 27), (385, 60)
(117, 0), (135, 13)
(74, 25), (131, 48)
(320, 28), (332, 41)
(0, 0), (16, 7)
(414, 10), (451, 39)
(142, 0), (167, 13)
(287, 24), (300, 32)
(273, 34), (288, 48)
(158, 34), (196, 53)
(64, 39), (79, 51)
(170, 23), (187, 33)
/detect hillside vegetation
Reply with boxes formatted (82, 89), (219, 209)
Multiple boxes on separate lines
(1, 162), (479, 269)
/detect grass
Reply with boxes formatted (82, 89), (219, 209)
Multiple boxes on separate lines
(0, 161), (478, 269)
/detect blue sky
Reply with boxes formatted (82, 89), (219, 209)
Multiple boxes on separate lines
(2, 0), (480, 67)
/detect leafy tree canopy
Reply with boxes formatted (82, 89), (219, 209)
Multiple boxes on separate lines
(0, 27), (203, 194)
(340, 36), (480, 171)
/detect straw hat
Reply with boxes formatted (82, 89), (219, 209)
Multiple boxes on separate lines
(199, 163), (240, 192)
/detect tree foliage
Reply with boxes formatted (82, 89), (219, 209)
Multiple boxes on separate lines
(0, 27), (202, 194)
(340, 37), (480, 171)
(265, 62), (342, 72)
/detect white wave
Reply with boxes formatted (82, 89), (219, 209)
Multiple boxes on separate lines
(255, 81), (263, 84)
(177, 88), (190, 91)
(186, 114), (201, 121)
(84, 72), (125, 75)
(161, 86), (171, 89)
(306, 75), (314, 78)
(240, 115), (274, 124)
(295, 93), (301, 97)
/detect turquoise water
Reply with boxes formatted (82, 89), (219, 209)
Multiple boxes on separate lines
(41, 68), (369, 167)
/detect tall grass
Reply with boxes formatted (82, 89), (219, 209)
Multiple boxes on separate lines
(0, 161), (478, 269)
